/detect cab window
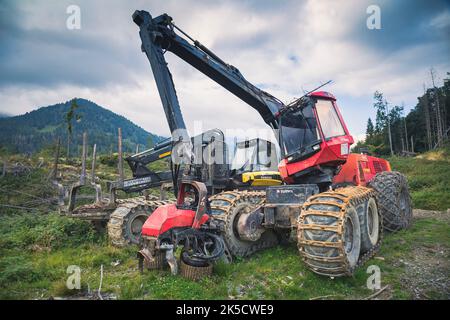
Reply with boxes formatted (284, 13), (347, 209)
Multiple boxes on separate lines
(315, 99), (345, 139)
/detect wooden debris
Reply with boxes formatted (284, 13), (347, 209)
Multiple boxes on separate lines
(364, 285), (390, 300)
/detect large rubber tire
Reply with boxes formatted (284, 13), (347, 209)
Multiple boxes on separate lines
(108, 198), (173, 247)
(108, 205), (149, 246)
(209, 191), (278, 258)
(359, 197), (381, 253)
(224, 201), (267, 257)
(299, 196), (361, 276)
(342, 207), (361, 270)
(298, 187), (379, 277)
(369, 171), (412, 232)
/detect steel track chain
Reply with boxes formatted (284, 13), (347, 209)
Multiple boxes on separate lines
(108, 196), (175, 247)
(297, 186), (383, 277)
(209, 190), (278, 257)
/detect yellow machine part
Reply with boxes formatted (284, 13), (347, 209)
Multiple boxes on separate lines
(158, 151), (172, 159)
(241, 171), (282, 186)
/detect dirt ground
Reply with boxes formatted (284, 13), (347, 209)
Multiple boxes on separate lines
(397, 209), (449, 299)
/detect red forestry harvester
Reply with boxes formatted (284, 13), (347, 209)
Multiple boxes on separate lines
(129, 11), (412, 278)
(131, 10), (412, 279)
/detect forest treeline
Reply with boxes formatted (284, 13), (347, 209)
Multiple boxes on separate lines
(355, 71), (450, 155)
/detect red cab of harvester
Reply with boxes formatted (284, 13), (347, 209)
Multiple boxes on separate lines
(278, 91), (355, 183)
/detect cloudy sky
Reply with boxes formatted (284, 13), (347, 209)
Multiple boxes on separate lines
(0, 0), (449, 142)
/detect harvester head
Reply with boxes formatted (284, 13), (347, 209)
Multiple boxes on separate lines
(138, 179), (225, 278)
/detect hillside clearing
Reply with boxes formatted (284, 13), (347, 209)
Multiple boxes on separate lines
(388, 151), (450, 211)
(0, 210), (448, 300)
(0, 151), (448, 300)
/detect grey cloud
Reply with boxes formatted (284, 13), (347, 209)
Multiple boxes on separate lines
(0, 0), (449, 138)
(354, 0), (450, 55)
(0, 0), (152, 88)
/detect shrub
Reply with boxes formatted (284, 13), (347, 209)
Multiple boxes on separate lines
(0, 213), (98, 251)
(99, 153), (119, 167)
(0, 255), (42, 286)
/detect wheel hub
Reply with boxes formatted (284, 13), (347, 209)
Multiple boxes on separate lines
(344, 217), (354, 254)
(130, 215), (146, 236)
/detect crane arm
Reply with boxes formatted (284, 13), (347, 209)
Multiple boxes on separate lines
(132, 10), (284, 129)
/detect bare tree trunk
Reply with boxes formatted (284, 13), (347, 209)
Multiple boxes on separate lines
(118, 128), (124, 185)
(431, 68), (443, 148)
(386, 100), (394, 156)
(422, 86), (433, 151)
(403, 108), (409, 152)
(67, 135), (71, 159)
(91, 143), (97, 181)
(80, 132), (87, 184)
(52, 137), (61, 180)
(2, 159), (6, 178)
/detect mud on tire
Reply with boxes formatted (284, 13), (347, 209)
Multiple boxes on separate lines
(369, 171), (412, 232)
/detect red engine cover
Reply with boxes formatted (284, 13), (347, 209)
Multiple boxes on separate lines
(141, 204), (209, 237)
(332, 153), (391, 187)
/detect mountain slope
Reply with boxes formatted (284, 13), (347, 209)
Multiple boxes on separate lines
(0, 98), (164, 155)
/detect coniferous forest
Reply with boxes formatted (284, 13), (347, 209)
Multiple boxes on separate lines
(356, 72), (450, 155)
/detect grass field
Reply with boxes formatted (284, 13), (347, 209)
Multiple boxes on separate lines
(0, 150), (448, 300)
(387, 147), (450, 211)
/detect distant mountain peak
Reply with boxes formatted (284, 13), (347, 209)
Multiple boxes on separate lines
(0, 99), (164, 154)
(0, 112), (12, 118)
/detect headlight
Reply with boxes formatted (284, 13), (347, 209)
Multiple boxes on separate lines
(341, 143), (349, 155)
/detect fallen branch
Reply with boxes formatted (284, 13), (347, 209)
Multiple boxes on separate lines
(97, 264), (103, 300)
(0, 186), (51, 203)
(0, 204), (39, 211)
(364, 285), (390, 300)
(309, 294), (339, 300)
